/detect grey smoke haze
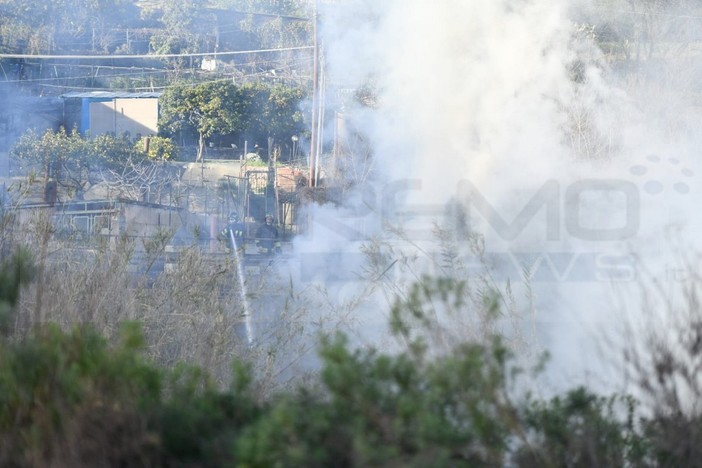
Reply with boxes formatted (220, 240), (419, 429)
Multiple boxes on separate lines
(5, 0), (699, 392)
(0, 87), (61, 177)
(278, 0), (702, 392)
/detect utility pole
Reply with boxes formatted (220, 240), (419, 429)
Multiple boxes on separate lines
(308, 0), (319, 187)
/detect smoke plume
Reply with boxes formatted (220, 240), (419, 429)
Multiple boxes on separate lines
(277, 0), (702, 392)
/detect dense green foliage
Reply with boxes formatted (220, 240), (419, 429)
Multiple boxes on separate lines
(2, 248), (702, 467)
(158, 80), (306, 159)
(134, 135), (178, 161)
(219, 0), (307, 16)
(10, 128), (175, 195)
(0, 0), (310, 56)
(244, 81), (306, 146)
(159, 81), (248, 160)
(0, 248), (34, 336)
(148, 0), (214, 68)
(0, 320), (657, 467)
(226, 0), (311, 49)
(0, 0), (140, 54)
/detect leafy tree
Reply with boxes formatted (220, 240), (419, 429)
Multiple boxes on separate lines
(212, 0), (312, 74)
(0, 322), (164, 466)
(515, 388), (647, 467)
(224, 0), (308, 16)
(148, 0), (215, 69)
(236, 333), (517, 466)
(159, 81), (306, 161)
(88, 133), (179, 202)
(0, 0), (141, 54)
(256, 13), (311, 49)
(10, 128), (146, 198)
(159, 81), (249, 161)
(243, 82), (306, 154)
(11, 127), (95, 197)
(134, 135), (178, 161)
(84, 0), (142, 52)
(90, 132), (141, 168)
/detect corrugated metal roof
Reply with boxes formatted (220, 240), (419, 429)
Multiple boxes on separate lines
(60, 91), (162, 99)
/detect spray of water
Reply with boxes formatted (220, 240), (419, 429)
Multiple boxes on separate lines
(229, 230), (254, 344)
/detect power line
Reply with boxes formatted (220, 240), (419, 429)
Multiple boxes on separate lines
(0, 45), (313, 60)
(16, 54), (310, 72)
(12, 64), (312, 93)
(3, 57), (312, 84)
(0, 68), (168, 84)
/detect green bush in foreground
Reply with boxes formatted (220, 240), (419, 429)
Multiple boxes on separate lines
(1, 251), (700, 467)
(0, 325), (643, 467)
(0, 323), (161, 466)
(0, 321), (651, 468)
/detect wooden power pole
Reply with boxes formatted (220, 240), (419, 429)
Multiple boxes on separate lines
(308, 0), (319, 187)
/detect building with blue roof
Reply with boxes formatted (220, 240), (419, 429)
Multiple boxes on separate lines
(61, 91), (162, 138)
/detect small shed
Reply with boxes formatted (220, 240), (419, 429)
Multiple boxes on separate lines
(61, 91), (161, 138)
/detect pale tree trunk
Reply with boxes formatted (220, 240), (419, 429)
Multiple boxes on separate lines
(196, 133), (205, 162)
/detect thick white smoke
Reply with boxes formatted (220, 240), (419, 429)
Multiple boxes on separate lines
(278, 0), (702, 393)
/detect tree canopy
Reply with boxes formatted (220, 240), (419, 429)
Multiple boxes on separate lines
(10, 128), (172, 198)
(148, 0), (215, 69)
(158, 80), (307, 160)
(159, 81), (248, 161)
(0, 0), (311, 57)
(244, 81), (306, 145)
(0, 0), (141, 53)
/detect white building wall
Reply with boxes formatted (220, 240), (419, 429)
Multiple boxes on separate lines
(89, 98), (158, 137)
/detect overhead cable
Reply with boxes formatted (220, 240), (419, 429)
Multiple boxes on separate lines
(0, 45), (313, 60)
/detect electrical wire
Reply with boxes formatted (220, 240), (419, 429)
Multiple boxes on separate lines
(0, 68), (169, 84)
(1, 53), (313, 90)
(12, 66), (311, 93)
(0, 45), (313, 60)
